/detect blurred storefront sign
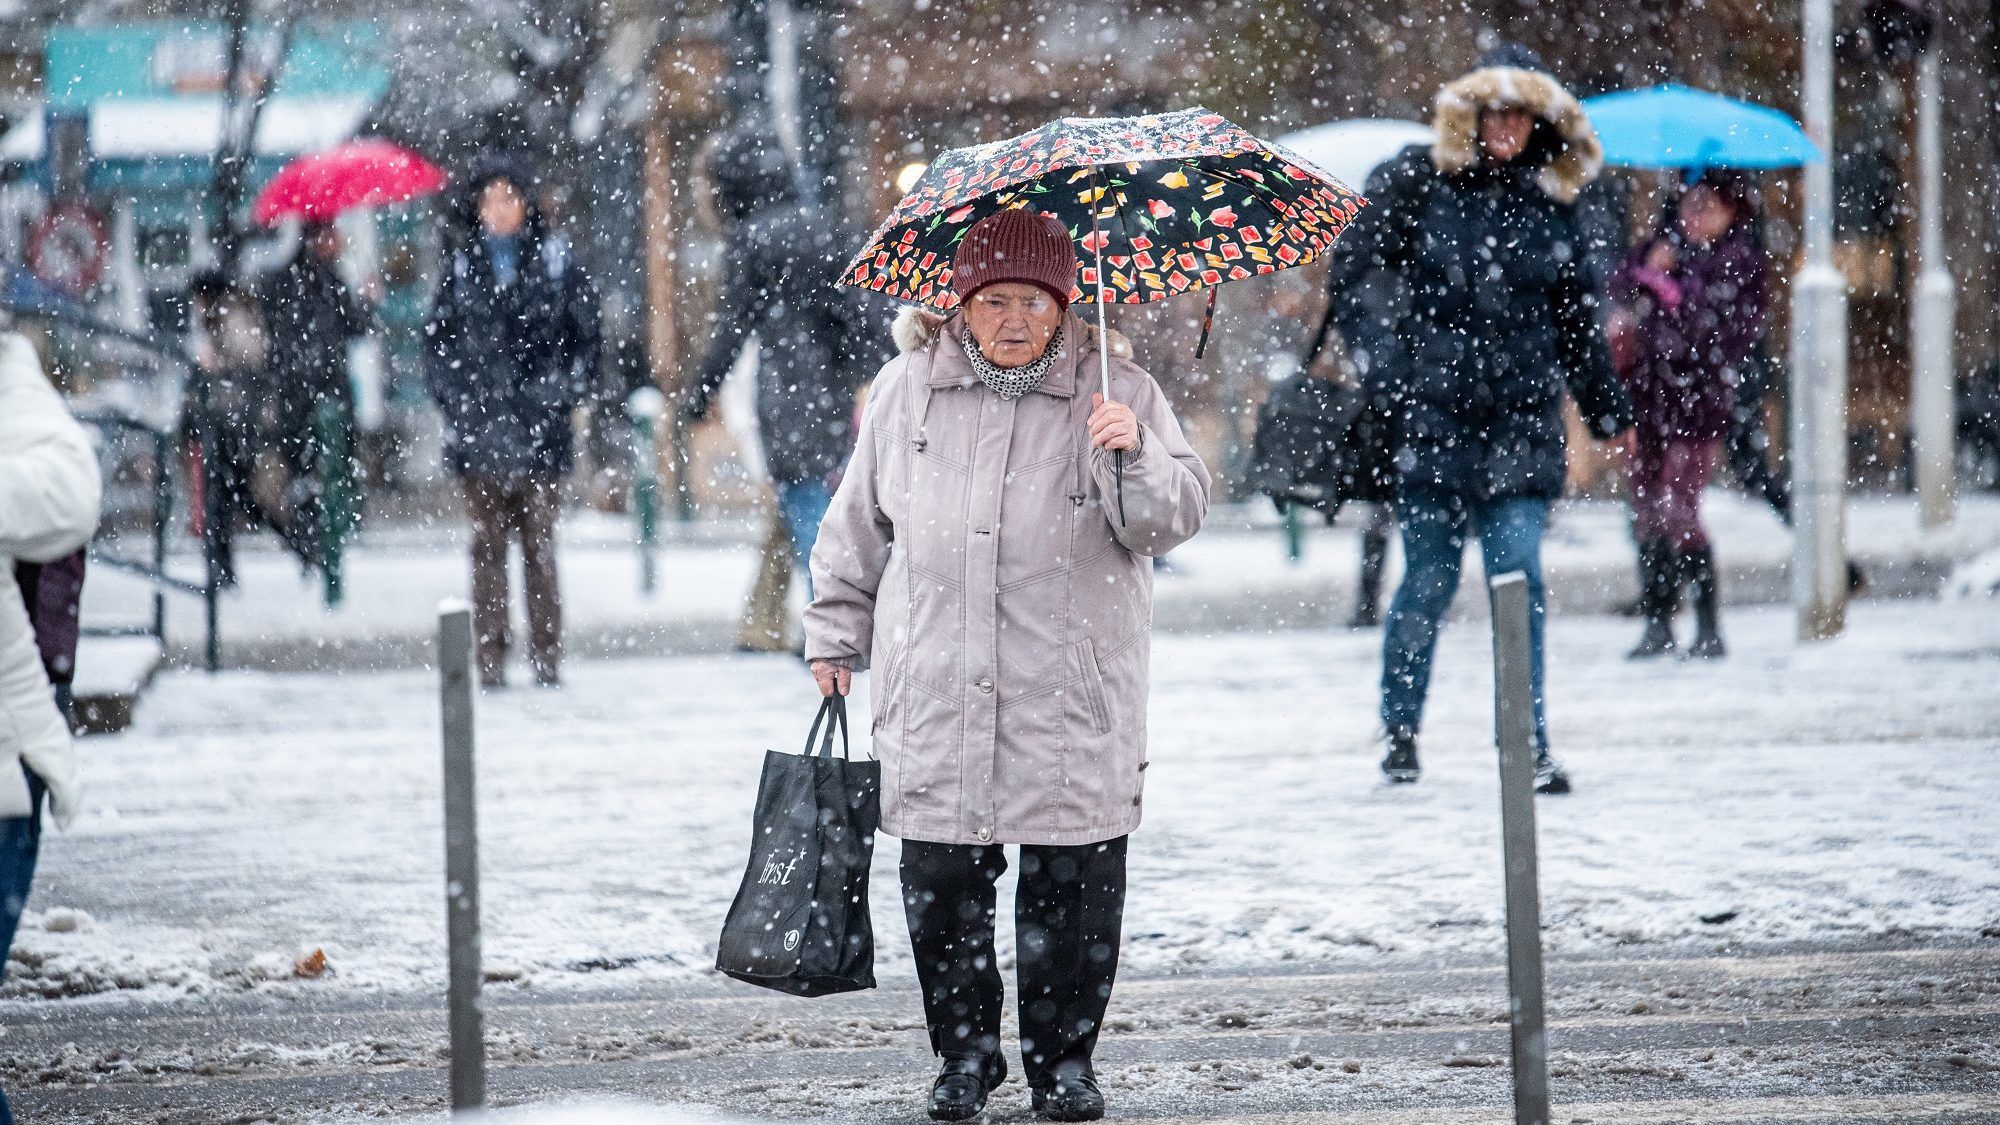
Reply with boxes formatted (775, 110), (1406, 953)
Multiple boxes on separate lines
(24, 200), (107, 297)
(0, 19), (388, 333)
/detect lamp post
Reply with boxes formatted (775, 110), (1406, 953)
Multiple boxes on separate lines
(1790, 0), (1851, 640)
(1909, 39), (1957, 528)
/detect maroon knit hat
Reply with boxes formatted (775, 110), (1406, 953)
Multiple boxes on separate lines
(950, 208), (1079, 309)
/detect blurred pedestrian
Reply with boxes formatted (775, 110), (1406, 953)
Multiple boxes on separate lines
(685, 127), (868, 632)
(0, 327), (101, 1125)
(804, 209), (1210, 1122)
(1304, 261), (1405, 629)
(1322, 44), (1633, 793)
(261, 219), (371, 546)
(1611, 171), (1770, 660)
(425, 158), (601, 688)
(189, 271), (317, 578)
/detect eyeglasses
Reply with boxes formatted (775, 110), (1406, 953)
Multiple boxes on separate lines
(972, 293), (1054, 317)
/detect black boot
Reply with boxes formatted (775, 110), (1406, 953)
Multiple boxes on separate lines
(1627, 542), (1678, 660)
(1033, 1064), (1106, 1122)
(1350, 523), (1389, 628)
(930, 1055), (1007, 1122)
(1686, 545), (1726, 659)
(1379, 728), (1420, 783)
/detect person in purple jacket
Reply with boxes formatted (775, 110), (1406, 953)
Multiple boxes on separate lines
(1611, 171), (1771, 660)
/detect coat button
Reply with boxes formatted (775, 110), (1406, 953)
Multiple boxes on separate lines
(977, 679), (994, 694)
(976, 827), (992, 842)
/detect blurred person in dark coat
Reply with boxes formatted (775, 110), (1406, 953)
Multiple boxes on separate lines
(684, 127), (869, 626)
(261, 220), (370, 532)
(425, 158), (601, 688)
(1322, 45), (1632, 794)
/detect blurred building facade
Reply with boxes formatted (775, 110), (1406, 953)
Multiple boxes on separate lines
(2, 0), (1995, 513)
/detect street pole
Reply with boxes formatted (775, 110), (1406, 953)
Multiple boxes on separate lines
(1489, 572), (1550, 1125)
(1910, 43), (1957, 529)
(437, 604), (485, 1112)
(1790, 0), (1851, 640)
(629, 387), (666, 596)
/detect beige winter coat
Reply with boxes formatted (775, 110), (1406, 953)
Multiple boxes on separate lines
(804, 308), (1210, 846)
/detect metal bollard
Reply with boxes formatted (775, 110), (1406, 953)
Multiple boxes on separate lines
(628, 387), (666, 596)
(317, 399), (355, 609)
(437, 603), (485, 1111)
(1489, 572), (1550, 1125)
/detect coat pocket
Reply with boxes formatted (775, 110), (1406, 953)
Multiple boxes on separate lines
(1074, 640), (1111, 736)
(872, 651), (908, 734)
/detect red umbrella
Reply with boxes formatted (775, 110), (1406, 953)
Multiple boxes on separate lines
(252, 138), (447, 226)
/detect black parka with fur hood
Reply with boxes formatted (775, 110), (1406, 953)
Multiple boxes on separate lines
(1322, 46), (1632, 502)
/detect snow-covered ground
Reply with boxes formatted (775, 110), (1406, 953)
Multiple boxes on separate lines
(7, 596), (1996, 1008)
(453, 1108), (739, 1125)
(78, 492), (2000, 668)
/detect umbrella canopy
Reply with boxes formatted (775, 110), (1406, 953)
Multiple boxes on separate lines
(251, 137), (448, 226)
(1271, 119), (1431, 196)
(843, 107), (1366, 311)
(1583, 84), (1821, 170)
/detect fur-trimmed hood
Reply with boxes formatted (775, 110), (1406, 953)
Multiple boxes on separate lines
(893, 305), (1134, 360)
(1430, 65), (1603, 204)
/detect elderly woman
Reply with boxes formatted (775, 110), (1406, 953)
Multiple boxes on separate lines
(804, 208), (1210, 1122)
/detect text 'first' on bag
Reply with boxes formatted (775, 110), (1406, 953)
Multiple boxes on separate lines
(716, 693), (881, 996)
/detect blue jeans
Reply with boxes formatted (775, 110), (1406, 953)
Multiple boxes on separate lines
(1380, 492), (1550, 750)
(0, 769), (46, 1125)
(776, 479), (834, 588)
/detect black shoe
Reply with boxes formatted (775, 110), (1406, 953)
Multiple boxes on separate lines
(1348, 602), (1382, 629)
(930, 1055), (1006, 1122)
(1533, 750), (1572, 796)
(1033, 1068), (1105, 1122)
(1380, 728), (1420, 784)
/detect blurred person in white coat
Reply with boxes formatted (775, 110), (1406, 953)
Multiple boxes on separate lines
(0, 325), (101, 1125)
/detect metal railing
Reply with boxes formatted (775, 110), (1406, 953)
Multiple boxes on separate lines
(75, 409), (223, 673)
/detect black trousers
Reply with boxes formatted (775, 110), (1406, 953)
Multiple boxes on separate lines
(900, 836), (1128, 1089)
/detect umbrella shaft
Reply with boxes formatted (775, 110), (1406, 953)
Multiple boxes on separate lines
(1089, 166), (1114, 403)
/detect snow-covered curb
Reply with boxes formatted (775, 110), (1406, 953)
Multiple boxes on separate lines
(12, 601), (2000, 1008)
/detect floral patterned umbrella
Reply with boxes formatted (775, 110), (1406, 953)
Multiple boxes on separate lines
(842, 107), (1367, 317)
(845, 108), (1366, 524)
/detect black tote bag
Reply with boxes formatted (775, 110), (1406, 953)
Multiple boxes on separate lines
(716, 694), (880, 996)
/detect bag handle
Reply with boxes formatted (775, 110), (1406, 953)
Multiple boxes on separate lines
(802, 693), (851, 760)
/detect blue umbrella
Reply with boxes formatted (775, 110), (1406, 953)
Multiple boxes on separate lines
(1583, 84), (1821, 170)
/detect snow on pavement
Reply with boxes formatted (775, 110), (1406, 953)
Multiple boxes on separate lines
(78, 493), (2000, 666)
(7, 598), (1998, 1007)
